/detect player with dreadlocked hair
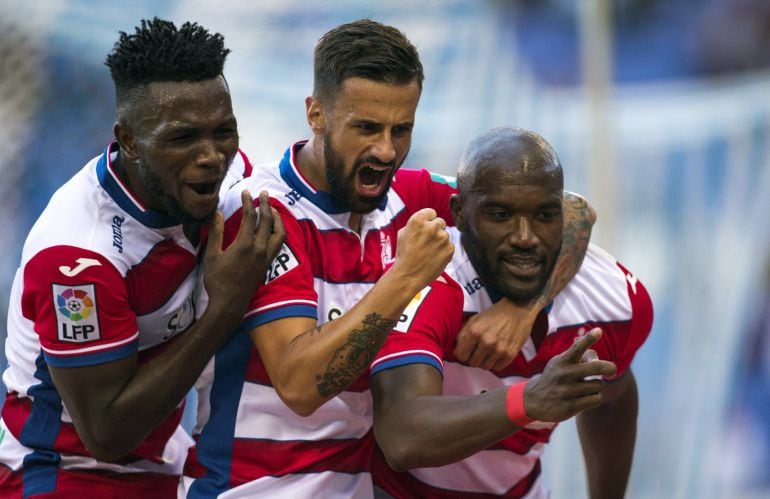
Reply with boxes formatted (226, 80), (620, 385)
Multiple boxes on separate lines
(0, 18), (283, 498)
(106, 18), (230, 103)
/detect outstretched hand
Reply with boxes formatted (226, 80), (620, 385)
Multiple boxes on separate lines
(523, 328), (617, 423)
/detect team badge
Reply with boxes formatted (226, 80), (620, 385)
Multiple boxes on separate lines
(380, 232), (393, 266)
(53, 284), (101, 342)
(393, 285), (432, 333)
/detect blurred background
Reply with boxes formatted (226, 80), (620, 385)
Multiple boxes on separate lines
(1, 0), (769, 497)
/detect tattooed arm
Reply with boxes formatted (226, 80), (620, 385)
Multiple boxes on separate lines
(454, 191), (596, 370)
(251, 209), (454, 416)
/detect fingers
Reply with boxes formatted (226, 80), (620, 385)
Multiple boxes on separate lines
(236, 189), (258, 241)
(205, 210), (225, 257)
(269, 207), (285, 243)
(562, 328), (602, 364)
(410, 207), (438, 223)
(490, 355), (514, 372)
(575, 359), (617, 380)
(254, 191), (273, 240)
(453, 340), (473, 364)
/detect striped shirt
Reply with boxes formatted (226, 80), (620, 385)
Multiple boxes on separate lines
(371, 231), (654, 498)
(184, 141), (457, 498)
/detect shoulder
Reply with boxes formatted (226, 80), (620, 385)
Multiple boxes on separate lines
(552, 244), (653, 337)
(22, 159), (113, 265)
(220, 160), (284, 220)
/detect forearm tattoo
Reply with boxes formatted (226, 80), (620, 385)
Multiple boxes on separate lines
(315, 313), (397, 398)
(539, 193), (595, 305)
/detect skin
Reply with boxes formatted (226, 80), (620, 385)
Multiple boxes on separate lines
(48, 78), (285, 461)
(114, 76), (239, 224)
(373, 132), (639, 498)
(454, 191), (596, 370)
(373, 329), (616, 470)
(578, 369), (638, 499)
(301, 77), (596, 372)
(249, 78), (453, 416)
(299, 77), (419, 231)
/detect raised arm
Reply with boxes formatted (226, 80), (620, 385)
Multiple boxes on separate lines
(251, 208), (455, 416)
(49, 191), (284, 461)
(373, 328), (617, 471)
(577, 368), (639, 499)
(454, 191), (596, 370)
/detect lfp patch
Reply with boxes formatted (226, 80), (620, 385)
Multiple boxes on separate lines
(393, 285), (432, 333)
(53, 284), (101, 342)
(265, 244), (299, 283)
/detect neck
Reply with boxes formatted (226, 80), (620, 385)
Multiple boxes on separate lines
(295, 136), (330, 193)
(113, 151), (160, 212)
(348, 213), (363, 233)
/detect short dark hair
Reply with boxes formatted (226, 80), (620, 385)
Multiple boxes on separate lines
(105, 17), (230, 107)
(313, 19), (424, 104)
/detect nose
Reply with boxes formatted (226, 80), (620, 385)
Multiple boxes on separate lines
(370, 131), (397, 165)
(508, 216), (538, 249)
(196, 138), (227, 170)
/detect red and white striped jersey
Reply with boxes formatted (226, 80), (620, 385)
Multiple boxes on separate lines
(371, 228), (654, 498)
(0, 142), (252, 497)
(183, 141), (457, 498)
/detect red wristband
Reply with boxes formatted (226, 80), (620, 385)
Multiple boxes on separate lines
(505, 381), (533, 427)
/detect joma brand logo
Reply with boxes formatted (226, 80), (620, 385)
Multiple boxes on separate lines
(112, 215), (125, 253)
(464, 277), (484, 295)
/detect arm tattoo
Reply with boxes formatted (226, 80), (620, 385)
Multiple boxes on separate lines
(539, 192), (595, 305)
(315, 313), (397, 398)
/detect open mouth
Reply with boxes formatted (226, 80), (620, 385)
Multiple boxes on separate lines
(186, 180), (218, 196)
(357, 164), (391, 196)
(501, 256), (543, 278)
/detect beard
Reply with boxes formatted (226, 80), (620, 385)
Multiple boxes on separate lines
(461, 230), (558, 303)
(323, 133), (400, 214)
(136, 161), (216, 224)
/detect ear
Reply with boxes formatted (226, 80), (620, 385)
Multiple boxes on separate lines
(305, 96), (326, 135)
(450, 193), (466, 231)
(113, 122), (138, 160)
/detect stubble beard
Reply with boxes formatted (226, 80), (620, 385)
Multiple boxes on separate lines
(136, 161), (217, 224)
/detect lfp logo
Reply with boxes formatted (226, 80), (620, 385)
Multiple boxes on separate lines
(57, 288), (94, 321)
(53, 284), (101, 342)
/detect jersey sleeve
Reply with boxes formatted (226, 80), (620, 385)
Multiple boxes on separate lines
(601, 263), (654, 378)
(370, 273), (464, 377)
(20, 246), (138, 368)
(392, 168), (457, 223)
(222, 197), (318, 330)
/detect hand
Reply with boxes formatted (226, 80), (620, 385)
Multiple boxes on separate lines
(392, 208), (454, 293)
(454, 299), (538, 371)
(204, 190), (285, 319)
(523, 328), (617, 422)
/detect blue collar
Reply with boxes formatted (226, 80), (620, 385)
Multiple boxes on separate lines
(278, 141), (388, 214)
(96, 142), (179, 229)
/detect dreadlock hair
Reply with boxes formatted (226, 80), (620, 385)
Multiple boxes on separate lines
(313, 19), (423, 105)
(105, 17), (230, 110)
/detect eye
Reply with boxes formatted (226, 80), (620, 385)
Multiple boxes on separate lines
(356, 122), (380, 133)
(392, 124), (413, 137)
(536, 210), (560, 222)
(168, 134), (194, 144)
(486, 209), (510, 221)
(215, 127), (237, 139)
